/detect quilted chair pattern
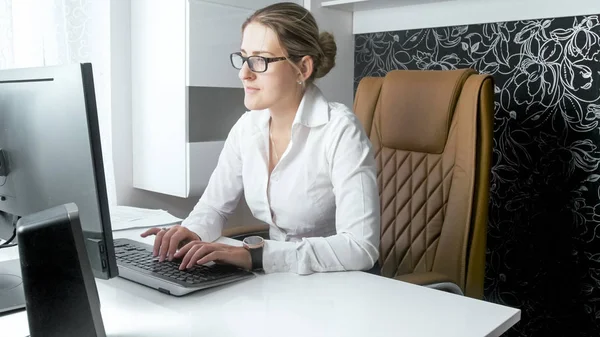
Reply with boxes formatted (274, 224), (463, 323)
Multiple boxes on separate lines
(376, 136), (457, 279)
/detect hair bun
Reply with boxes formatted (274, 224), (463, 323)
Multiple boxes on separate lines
(315, 32), (337, 78)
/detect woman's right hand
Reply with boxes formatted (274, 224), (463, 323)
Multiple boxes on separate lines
(140, 225), (201, 262)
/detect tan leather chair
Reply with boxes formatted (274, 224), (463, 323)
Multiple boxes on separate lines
(223, 68), (493, 299)
(353, 69), (494, 299)
(222, 224), (270, 240)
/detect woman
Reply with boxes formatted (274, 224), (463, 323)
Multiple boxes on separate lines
(141, 2), (380, 275)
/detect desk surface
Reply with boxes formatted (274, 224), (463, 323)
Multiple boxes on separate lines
(1, 229), (520, 337)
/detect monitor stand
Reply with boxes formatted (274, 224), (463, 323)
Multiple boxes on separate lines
(0, 258), (25, 314)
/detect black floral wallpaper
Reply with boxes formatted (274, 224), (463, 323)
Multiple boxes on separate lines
(354, 15), (600, 337)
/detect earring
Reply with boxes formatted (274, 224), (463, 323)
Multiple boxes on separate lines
(297, 80), (303, 85)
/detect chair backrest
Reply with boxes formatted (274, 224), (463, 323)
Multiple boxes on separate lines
(354, 69), (494, 298)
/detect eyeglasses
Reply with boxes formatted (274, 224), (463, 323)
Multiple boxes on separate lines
(230, 52), (288, 73)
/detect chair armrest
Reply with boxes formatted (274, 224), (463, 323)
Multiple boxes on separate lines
(221, 224), (270, 241)
(394, 272), (464, 296)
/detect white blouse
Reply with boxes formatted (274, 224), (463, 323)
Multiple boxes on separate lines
(181, 84), (380, 275)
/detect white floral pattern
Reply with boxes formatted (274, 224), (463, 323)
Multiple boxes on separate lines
(355, 15), (600, 337)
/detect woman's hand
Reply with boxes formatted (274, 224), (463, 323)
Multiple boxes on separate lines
(140, 225), (200, 262)
(174, 240), (252, 271)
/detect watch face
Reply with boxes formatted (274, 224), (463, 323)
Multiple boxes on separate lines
(243, 235), (264, 247)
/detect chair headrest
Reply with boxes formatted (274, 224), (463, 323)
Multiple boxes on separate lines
(377, 69), (475, 154)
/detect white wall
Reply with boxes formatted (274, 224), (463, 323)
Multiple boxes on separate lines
(309, 0), (355, 109)
(354, 0), (600, 34)
(109, 0), (257, 224)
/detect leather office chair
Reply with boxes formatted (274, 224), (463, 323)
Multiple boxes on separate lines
(353, 69), (494, 299)
(222, 68), (494, 300)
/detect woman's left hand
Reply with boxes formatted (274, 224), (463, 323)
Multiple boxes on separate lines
(173, 240), (252, 271)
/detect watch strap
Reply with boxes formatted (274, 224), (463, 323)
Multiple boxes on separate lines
(249, 245), (263, 271)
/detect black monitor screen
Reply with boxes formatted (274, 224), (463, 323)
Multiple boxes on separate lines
(0, 63), (118, 280)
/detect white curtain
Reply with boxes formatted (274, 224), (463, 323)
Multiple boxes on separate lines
(0, 0), (116, 205)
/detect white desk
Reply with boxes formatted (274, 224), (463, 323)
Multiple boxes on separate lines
(1, 229), (520, 337)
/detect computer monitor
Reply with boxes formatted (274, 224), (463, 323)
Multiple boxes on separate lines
(0, 63), (118, 281)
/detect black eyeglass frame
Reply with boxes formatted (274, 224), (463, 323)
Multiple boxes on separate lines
(230, 52), (290, 73)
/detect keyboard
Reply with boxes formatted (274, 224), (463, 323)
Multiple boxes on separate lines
(113, 238), (255, 296)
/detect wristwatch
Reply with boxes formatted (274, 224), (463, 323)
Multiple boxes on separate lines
(242, 236), (264, 271)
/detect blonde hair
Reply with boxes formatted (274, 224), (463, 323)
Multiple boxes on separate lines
(242, 2), (337, 83)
